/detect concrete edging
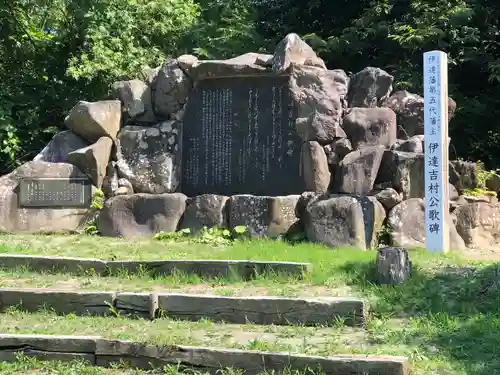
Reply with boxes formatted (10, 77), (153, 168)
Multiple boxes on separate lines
(0, 254), (311, 279)
(0, 334), (410, 375)
(0, 288), (367, 326)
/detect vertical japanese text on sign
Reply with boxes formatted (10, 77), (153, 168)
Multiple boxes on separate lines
(423, 51), (450, 252)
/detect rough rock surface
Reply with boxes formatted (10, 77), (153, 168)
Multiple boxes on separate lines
(303, 195), (367, 249)
(387, 198), (465, 250)
(0, 162), (92, 233)
(377, 151), (424, 199)
(190, 59), (267, 81)
(97, 193), (187, 237)
(67, 137), (113, 188)
(228, 195), (299, 238)
(272, 33), (326, 73)
(333, 146), (385, 194)
(449, 161), (477, 191)
(102, 162), (119, 197)
(454, 202), (500, 248)
(375, 247), (412, 285)
(301, 141), (331, 193)
(112, 79), (155, 123)
(381, 90), (457, 138)
(374, 188), (402, 212)
(180, 194), (229, 233)
(33, 131), (89, 163)
(116, 121), (181, 194)
(347, 67), (393, 108)
(394, 135), (424, 153)
(342, 107), (397, 149)
(291, 66), (346, 143)
(324, 138), (352, 166)
(486, 173), (500, 193)
(64, 100), (122, 143)
(154, 60), (191, 118)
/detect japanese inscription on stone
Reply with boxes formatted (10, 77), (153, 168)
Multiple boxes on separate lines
(18, 177), (92, 208)
(423, 51), (450, 252)
(182, 75), (303, 196)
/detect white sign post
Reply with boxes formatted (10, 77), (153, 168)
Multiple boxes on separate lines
(423, 51), (450, 253)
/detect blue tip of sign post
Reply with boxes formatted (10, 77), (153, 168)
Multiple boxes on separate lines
(18, 177), (93, 208)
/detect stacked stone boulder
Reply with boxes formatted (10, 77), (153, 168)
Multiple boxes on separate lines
(1, 33), (499, 251)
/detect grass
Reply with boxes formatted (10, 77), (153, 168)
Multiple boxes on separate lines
(0, 234), (500, 375)
(0, 354), (330, 375)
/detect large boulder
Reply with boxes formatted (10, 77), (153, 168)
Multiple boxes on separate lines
(290, 66), (346, 143)
(112, 79), (156, 124)
(33, 131), (89, 163)
(64, 100), (122, 143)
(341, 107), (397, 149)
(0, 161), (93, 233)
(381, 90), (456, 138)
(347, 67), (393, 108)
(300, 141), (330, 193)
(272, 33), (326, 73)
(377, 151), (424, 199)
(180, 194), (229, 233)
(394, 135), (424, 153)
(374, 187), (402, 212)
(228, 195), (299, 238)
(454, 201), (500, 248)
(449, 160), (477, 191)
(332, 146), (385, 194)
(67, 137), (113, 188)
(97, 193), (187, 237)
(303, 194), (385, 249)
(154, 59), (192, 118)
(116, 121), (181, 194)
(387, 198), (465, 250)
(486, 173), (500, 193)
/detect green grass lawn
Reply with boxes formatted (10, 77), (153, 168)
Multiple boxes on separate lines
(0, 355), (331, 375)
(0, 234), (499, 375)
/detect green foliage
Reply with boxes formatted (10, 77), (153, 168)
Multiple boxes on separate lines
(83, 188), (105, 235)
(474, 161), (495, 190)
(462, 160), (497, 196)
(153, 226), (249, 245)
(66, 0), (200, 81)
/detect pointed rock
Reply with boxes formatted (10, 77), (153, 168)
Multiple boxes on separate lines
(67, 137), (113, 188)
(65, 100), (121, 143)
(33, 131), (89, 163)
(272, 33), (326, 73)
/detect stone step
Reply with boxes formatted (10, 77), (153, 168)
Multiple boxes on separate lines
(0, 254), (310, 279)
(0, 288), (366, 326)
(0, 333), (409, 375)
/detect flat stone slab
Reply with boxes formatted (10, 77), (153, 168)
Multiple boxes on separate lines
(0, 288), (366, 326)
(0, 254), (310, 279)
(0, 288), (116, 316)
(116, 292), (157, 319)
(0, 334), (410, 375)
(0, 334), (98, 363)
(157, 294), (367, 326)
(0, 254), (107, 275)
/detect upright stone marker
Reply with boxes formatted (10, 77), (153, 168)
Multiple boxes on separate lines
(182, 75), (304, 197)
(423, 51), (450, 252)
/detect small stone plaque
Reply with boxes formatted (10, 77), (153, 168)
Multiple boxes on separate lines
(18, 177), (92, 208)
(182, 75), (304, 196)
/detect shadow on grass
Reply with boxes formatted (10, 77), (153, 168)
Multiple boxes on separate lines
(340, 259), (500, 375)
